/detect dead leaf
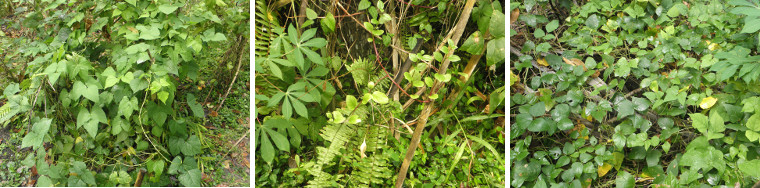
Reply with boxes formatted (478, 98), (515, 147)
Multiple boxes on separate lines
(202, 172), (213, 183)
(209, 111), (218, 117)
(510, 9), (520, 25)
(241, 159), (250, 168)
(562, 57), (587, 70)
(222, 160), (231, 169)
(127, 26), (138, 33)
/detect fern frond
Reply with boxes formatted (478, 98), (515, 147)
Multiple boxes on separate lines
(347, 58), (371, 86)
(0, 101), (20, 126)
(254, 0), (280, 57)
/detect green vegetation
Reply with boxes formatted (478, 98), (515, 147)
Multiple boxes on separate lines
(255, 0), (506, 187)
(511, 0), (760, 187)
(0, 0), (249, 186)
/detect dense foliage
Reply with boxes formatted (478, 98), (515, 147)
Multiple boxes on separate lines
(511, 0), (760, 187)
(254, 0), (506, 187)
(0, 0), (249, 186)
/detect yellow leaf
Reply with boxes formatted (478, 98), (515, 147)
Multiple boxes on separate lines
(700, 96), (718, 109)
(537, 58), (549, 66)
(75, 136), (84, 144)
(598, 163), (613, 177)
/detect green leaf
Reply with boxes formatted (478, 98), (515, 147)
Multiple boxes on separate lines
(529, 102), (545, 117)
(157, 91), (170, 104)
(136, 24), (160, 40)
(158, 4), (180, 14)
(667, 3), (687, 17)
(631, 97), (650, 112)
(306, 8), (318, 20)
(545, 20), (559, 33)
(186, 94), (204, 118)
(267, 128), (290, 151)
(21, 118), (52, 150)
(77, 108), (90, 129)
(182, 135), (202, 156)
(290, 96), (308, 118)
(282, 97), (293, 118)
(690, 113), (708, 135)
(358, 0), (371, 10)
(487, 38), (506, 65)
(617, 100), (634, 118)
(82, 82), (99, 103)
(168, 156), (182, 174)
(371, 91), (389, 104)
(489, 10), (505, 38)
(321, 12), (336, 33)
(346, 95), (358, 110)
(741, 19), (760, 33)
(748, 113), (760, 131)
(91, 107), (107, 124)
(739, 160), (760, 177)
(347, 115), (361, 124)
(84, 120), (98, 138)
(179, 169), (201, 187)
(615, 171), (635, 188)
(37, 176), (53, 187)
(259, 132), (274, 164)
(332, 111), (346, 124)
(707, 110), (726, 140)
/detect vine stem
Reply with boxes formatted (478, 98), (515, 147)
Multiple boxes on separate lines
(216, 35), (246, 112)
(137, 57), (169, 162)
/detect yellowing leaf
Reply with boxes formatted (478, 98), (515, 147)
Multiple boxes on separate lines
(598, 163), (613, 177)
(708, 43), (719, 51)
(537, 58), (548, 66)
(700, 96), (718, 109)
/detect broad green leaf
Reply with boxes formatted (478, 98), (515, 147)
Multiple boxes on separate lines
(186, 94), (204, 118)
(739, 160), (760, 177)
(267, 128), (290, 151)
(615, 171), (635, 188)
(91, 107), (107, 124)
(179, 169), (201, 187)
(332, 111), (346, 124)
(84, 120), (98, 138)
(168, 156), (182, 174)
(748, 114), (760, 131)
(37, 176), (52, 187)
(617, 100), (634, 118)
(489, 11), (506, 38)
(741, 19), (760, 34)
(306, 8), (317, 20)
(321, 12), (336, 33)
(371, 91), (389, 104)
(21, 118), (52, 150)
(77, 108), (90, 129)
(347, 115), (361, 124)
(158, 4), (180, 14)
(82, 83), (99, 103)
(486, 38), (506, 65)
(158, 91), (170, 104)
(182, 135), (202, 156)
(136, 24), (160, 40)
(529, 102), (545, 117)
(545, 20), (559, 33)
(358, 0), (371, 10)
(690, 113), (709, 135)
(290, 96), (308, 118)
(346, 95), (358, 110)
